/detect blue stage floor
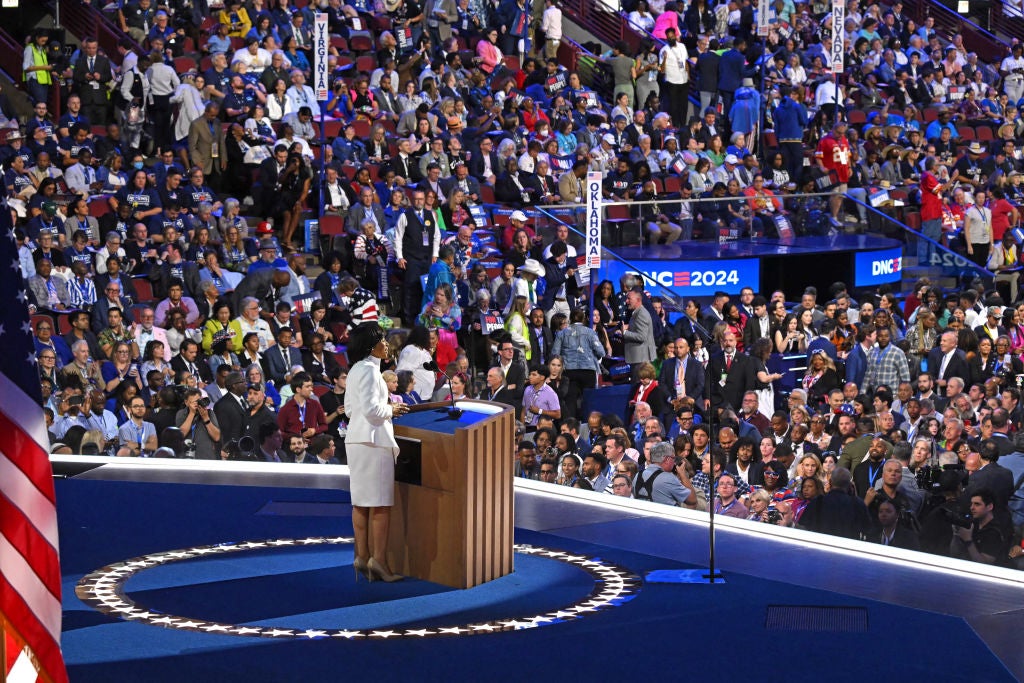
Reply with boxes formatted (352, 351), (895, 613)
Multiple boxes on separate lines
(55, 465), (1024, 683)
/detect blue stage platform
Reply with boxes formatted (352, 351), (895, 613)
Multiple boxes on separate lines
(54, 459), (1024, 683)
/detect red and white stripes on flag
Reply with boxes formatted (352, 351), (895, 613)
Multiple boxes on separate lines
(0, 371), (66, 683)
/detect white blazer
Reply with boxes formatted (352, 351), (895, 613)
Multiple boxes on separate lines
(344, 356), (399, 455)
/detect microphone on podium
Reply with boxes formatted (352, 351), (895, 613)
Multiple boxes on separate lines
(423, 361), (463, 419)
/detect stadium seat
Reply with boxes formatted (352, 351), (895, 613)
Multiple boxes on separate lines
(847, 110), (866, 125)
(355, 55), (377, 73)
(350, 35), (373, 53)
(976, 125), (994, 141)
(88, 199), (110, 218)
(960, 127), (975, 141)
(320, 214), (346, 237)
(133, 277), (154, 304)
(174, 56), (197, 73)
(331, 36), (348, 52)
(322, 120), (343, 139)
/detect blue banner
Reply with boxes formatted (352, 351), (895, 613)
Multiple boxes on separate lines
(602, 258), (760, 297)
(854, 247), (903, 287)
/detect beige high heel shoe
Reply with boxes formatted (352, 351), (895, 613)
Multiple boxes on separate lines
(366, 558), (404, 583)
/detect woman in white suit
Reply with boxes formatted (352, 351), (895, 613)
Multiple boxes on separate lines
(345, 323), (409, 582)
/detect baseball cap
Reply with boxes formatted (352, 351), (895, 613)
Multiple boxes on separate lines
(724, 154), (739, 165)
(602, 133), (616, 145)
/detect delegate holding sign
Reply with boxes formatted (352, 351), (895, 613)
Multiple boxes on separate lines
(585, 171), (602, 270)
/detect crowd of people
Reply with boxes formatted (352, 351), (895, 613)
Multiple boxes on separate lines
(10, 0), (1024, 570)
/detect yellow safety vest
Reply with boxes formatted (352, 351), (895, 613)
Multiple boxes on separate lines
(28, 44), (51, 85)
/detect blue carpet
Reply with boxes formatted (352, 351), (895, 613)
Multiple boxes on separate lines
(57, 479), (1016, 683)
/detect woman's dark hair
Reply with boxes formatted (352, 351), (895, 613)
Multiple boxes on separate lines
(159, 426), (186, 456)
(63, 425), (87, 453)
(406, 325), (432, 350)
(347, 322), (386, 363)
(322, 250), (344, 272)
(142, 340), (162, 362)
(396, 369), (415, 394)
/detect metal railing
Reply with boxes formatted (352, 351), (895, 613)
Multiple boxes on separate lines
(988, 2), (1024, 44)
(903, 0), (1009, 64)
(50, 0), (143, 67)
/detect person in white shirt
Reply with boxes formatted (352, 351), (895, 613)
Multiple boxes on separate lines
(284, 70), (318, 118)
(232, 37), (273, 74)
(658, 27), (689, 130)
(64, 148), (101, 197)
(540, 0), (562, 59)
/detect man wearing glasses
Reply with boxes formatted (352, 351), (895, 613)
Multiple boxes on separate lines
(91, 280), (134, 334)
(34, 319), (72, 367)
(537, 460), (558, 484)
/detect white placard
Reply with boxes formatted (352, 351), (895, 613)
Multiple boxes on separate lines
(830, 0), (845, 74)
(585, 172), (602, 270)
(314, 13), (329, 101)
(757, 0), (770, 37)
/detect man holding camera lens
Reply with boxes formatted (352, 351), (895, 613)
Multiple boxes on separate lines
(176, 388), (221, 459)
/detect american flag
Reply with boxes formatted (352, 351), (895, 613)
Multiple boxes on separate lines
(0, 204), (67, 683)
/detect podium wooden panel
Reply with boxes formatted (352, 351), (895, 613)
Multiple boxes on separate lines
(388, 399), (515, 589)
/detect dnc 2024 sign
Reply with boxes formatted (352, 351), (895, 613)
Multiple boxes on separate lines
(603, 258), (760, 296)
(854, 248), (903, 287)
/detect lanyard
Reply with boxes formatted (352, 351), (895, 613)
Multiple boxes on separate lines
(298, 401), (307, 426)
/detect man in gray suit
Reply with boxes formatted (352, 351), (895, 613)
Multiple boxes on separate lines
(622, 289), (657, 378)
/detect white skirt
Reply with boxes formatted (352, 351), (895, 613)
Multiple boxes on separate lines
(347, 442), (396, 507)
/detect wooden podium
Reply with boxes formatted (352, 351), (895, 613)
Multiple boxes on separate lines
(388, 399), (515, 589)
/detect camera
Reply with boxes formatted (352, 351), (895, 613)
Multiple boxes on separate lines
(915, 464), (965, 493)
(765, 507), (783, 524)
(198, 396), (211, 408)
(940, 506), (973, 529)
(224, 436), (257, 461)
(183, 439), (197, 459)
(67, 395), (84, 407)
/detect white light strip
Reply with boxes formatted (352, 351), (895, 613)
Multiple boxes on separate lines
(514, 479), (1024, 589)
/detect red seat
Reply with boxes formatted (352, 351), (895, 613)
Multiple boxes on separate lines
(350, 35), (373, 53)
(313, 385), (329, 399)
(663, 175), (681, 193)
(352, 119), (371, 139)
(479, 185), (495, 204)
(355, 55), (377, 73)
(174, 56), (197, 73)
(976, 125), (994, 141)
(56, 313), (73, 335)
(959, 127), (975, 141)
(923, 108), (939, 123)
(847, 110), (866, 125)
(322, 119), (343, 139)
(331, 35), (348, 52)
(88, 198), (110, 218)
(132, 277), (154, 304)
(31, 313), (55, 333)
(320, 214), (346, 236)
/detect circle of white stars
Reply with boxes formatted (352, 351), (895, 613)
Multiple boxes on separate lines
(75, 537), (641, 640)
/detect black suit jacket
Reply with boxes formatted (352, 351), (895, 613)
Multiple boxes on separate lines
(301, 348), (340, 384)
(659, 356), (705, 404)
(742, 316), (772, 351)
(926, 347), (971, 385)
(468, 150), (501, 182)
(171, 353), (214, 385)
(726, 460), (766, 487)
(706, 350), (754, 412)
(94, 273), (138, 303)
(71, 54), (113, 107)
(149, 261), (202, 299)
(389, 154), (422, 182)
(527, 324), (554, 369)
(214, 391), (249, 445)
(90, 296), (135, 335)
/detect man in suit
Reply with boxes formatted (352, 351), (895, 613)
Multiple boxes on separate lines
(527, 307), (553, 370)
(388, 136), (423, 186)
(232, 267), (291, 314)
(706, 329), (754, 414)
(846, 323), (876, 393)
(187, 102), (227, 192)
(149, 240), (202, 299)
(927, 329), (971, 392)
(441, 162), (482, 204)
(701, 291), (728, 331)
(346, 186), (387, 236)
(264, 325), (303, 386)
(581, 450), (612, 493)
(660, 337), (704, 412)
(302, 433), (341, 464)
(622, 289), (656, 377)
(171, 339), (214, 385)
(558, 158), (587, 203)
(742, 295), (773, 351)
(372, 77), (402, 122)
(27, 258), (71, 311)
(71, 38), (113, 126)
(214, 371), (251, 446)
(91, 279), (135, 333)
(479, 366), (519, 415)
(694, 36), (720, 115)
(468, 136), (501, 186)
(254, 144), (290, 215)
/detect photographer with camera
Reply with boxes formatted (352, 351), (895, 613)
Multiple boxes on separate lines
(175, 387), (221, 459)
(951, 489), (1013, 566)
(634, 441), (696, 506)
